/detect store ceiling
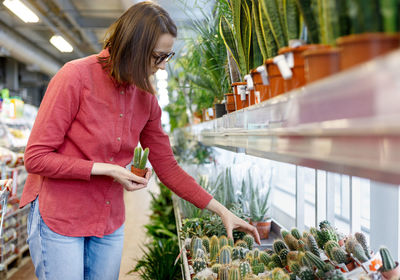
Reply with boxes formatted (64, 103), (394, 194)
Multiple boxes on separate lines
(0, 0), (214, 75)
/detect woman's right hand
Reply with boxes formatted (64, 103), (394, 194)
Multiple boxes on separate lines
(91, 163), (149, 192)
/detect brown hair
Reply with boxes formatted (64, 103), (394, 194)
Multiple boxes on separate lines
(98, 1), (177, 94)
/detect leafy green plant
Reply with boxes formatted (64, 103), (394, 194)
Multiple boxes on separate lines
(247, 170), (272, 222)
(133, 147), (149, 169)
(129, 239), (181, 280)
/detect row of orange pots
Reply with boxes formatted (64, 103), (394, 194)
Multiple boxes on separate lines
(224, 32), (400, 115)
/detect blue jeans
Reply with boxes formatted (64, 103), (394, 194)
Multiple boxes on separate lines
(27, 197), (124, 280)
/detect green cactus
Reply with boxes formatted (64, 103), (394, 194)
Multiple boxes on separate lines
(219, 246), (232, 265)
(319, 220), (334, 230)
(352, 243), (369, 263)
(138, 147), (149, 169)
(219, 266), (229, 280)
(300, 253), (313, 269)
(253, 248), (260, 259)
(325, 269), (346, 280)
(235, 240), (248, 249)
(252, 263), (265, 275)
(279, 248), (289, 267)
(290, 263), (301, 275)
(260, 251), (271, 265)
(195, 248), (206, 260)
(220, 235), (229, 248)
(287, 251), (299, 265)
(212, 263), (222, 274)
(191, 237), (203, 258)
(291, 228), (301, 240)
(271, 253), (284, 268)
(281, 229), (290, 239)
(239, 261), (252, 279)
(321, 228), (339, 247)
(201, 236), (210, 253)
(324, 240), (340, 259)
(210, 236), (220, 262)
(229, 266), (240, 280)
(133, 147), (141, 168)
(228, 238), (234, 247)
(315, 230), (326, 249)
(306, 234), (320, 257)
(331, 247), (348, 264)
(304, 251), (327, 272)
(345, 238), (357, 254)
(244, 234), (255, 250)
(284, 234), (299, 251)
(193, 257), (207, 273)
(316, 269), (325, 279)
(354, 232), (371, 259)
(272, 268), (287, 280)
(299, 268), (315, 280)
(273, 239), (289, 254)
(379, 247), (397, 272)
(297, 240), (307, 252)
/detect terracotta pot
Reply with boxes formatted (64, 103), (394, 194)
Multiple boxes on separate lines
(265, 59), (284, 98)
(250, 69), (269, 103)
(381, 262), (400, 280)
(232, 82), (248, 110)
(224, 93), (236, 113)
(248, 89), (256, 105)
(337, 32), (400, 70)
(131, 166), (147, 177)
(303, 47), (341, 83)
(279, 44), (331, 92)
(251, 220), (272, 239)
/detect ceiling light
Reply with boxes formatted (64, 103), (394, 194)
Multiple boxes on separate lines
(50, 35), (73, 53)
(3, 0), (39, 23)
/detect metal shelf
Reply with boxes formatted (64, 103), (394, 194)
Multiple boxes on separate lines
(185, 50), (400, 185)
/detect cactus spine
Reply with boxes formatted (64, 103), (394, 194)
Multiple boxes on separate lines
(219, 246), (232, 265)
(291, 228), (301, 240)
(273, 239), (289, 254)
(210, 235), (220, 262)
(331, 247), (348, 264)
(355, 232), (371, 259)
(243, 234), (255, 250)
(379, 247), (397, 271)
(239, 261), (251, 279)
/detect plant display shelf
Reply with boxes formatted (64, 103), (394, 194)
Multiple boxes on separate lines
(185, 50), (400, 185)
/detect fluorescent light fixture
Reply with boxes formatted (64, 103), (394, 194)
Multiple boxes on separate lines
(50, 35), (73, 53)
(3, 0), (39, 23)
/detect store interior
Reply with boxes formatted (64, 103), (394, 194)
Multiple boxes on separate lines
(0, 0), (400, 279)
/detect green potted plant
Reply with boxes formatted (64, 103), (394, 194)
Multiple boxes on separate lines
(131, 147), (149, 177)
(379, 247), (400, 280)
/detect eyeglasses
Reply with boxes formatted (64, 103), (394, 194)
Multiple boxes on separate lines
(152, 51), (175, 65)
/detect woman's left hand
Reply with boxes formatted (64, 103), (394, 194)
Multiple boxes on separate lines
(206, 198), (260, 244)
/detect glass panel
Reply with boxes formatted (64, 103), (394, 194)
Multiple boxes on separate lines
(298, 167), (316, 228)
(353, 176), (371, 232)
(272, 161), (296, 218)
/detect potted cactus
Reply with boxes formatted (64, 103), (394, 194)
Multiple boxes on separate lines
(131, 147), (149, 177)
(379, 247), (400, 280)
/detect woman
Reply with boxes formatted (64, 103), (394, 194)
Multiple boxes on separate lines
(20, 1), (260, 279)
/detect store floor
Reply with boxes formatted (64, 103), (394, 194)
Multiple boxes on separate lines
(8, 177), (158, 280)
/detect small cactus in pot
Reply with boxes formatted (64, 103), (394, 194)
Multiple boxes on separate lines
(131, 147), (149, 177)
(379, 247), (400, 280)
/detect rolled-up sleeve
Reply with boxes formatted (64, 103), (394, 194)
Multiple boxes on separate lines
(24, 62), (94, 180)
(139, 96), (212, 209)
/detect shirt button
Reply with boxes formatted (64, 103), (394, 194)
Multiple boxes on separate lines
(120, 91), (124, 95)
(117, 137), (121, 141)
(120, 113), (123, 118)
(106, 201), (110, 205)
(109, 157), (113, 161)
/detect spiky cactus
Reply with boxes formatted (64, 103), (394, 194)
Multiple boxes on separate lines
(235, 240), (248, 249)
(281, 229), (290, 239)
(211, 263), (222, 274)
(193, 257), (207, 273)
(379, 247), (397, 271)
(283, 234), (298, 251)
(219, 246), (232, 265)
(202, 236), (210, 253)
(271, 268), (287, 280)
(331, 247), (348, 264)
(191, 237), (203, 258)
(210, 236), (220, 262)
(239, 261), (252, 279)
(244, 234), (255, 250)
(273, 239), (289, 254)
(297, 240), (307, 252)
(299, 268), (315, 280)
(352, 243), (369, 263)
(194, 248), (206, 260)
(304, 251), (328, 272)
(287, 251), (299, 266)
(260, 251), (271, 265)
(355, 232), (371, 259)
(345, 237), (357, 254)
(228, 238), (234, 247)
(253, 248), (260, 259)
(290, 263), (301, 275)
(229, 266), (240, 280)
(220, 235), (229, 248)
(291, 228), (301, 240)
(271, 253), (284, 268)
(320, 228), (339, 247)
(325, 269), (346, 280)
(306, 234), (320, 257)
(279, 248), (289, 267)
(218, 266), (229, 280)
(252, 263), (265, 275)
(324, 240), (340, 259)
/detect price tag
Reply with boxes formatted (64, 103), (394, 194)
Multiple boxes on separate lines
(257, 65), (269, 85)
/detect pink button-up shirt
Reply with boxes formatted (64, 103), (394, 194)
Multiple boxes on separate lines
(20, 49), (212, 237)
